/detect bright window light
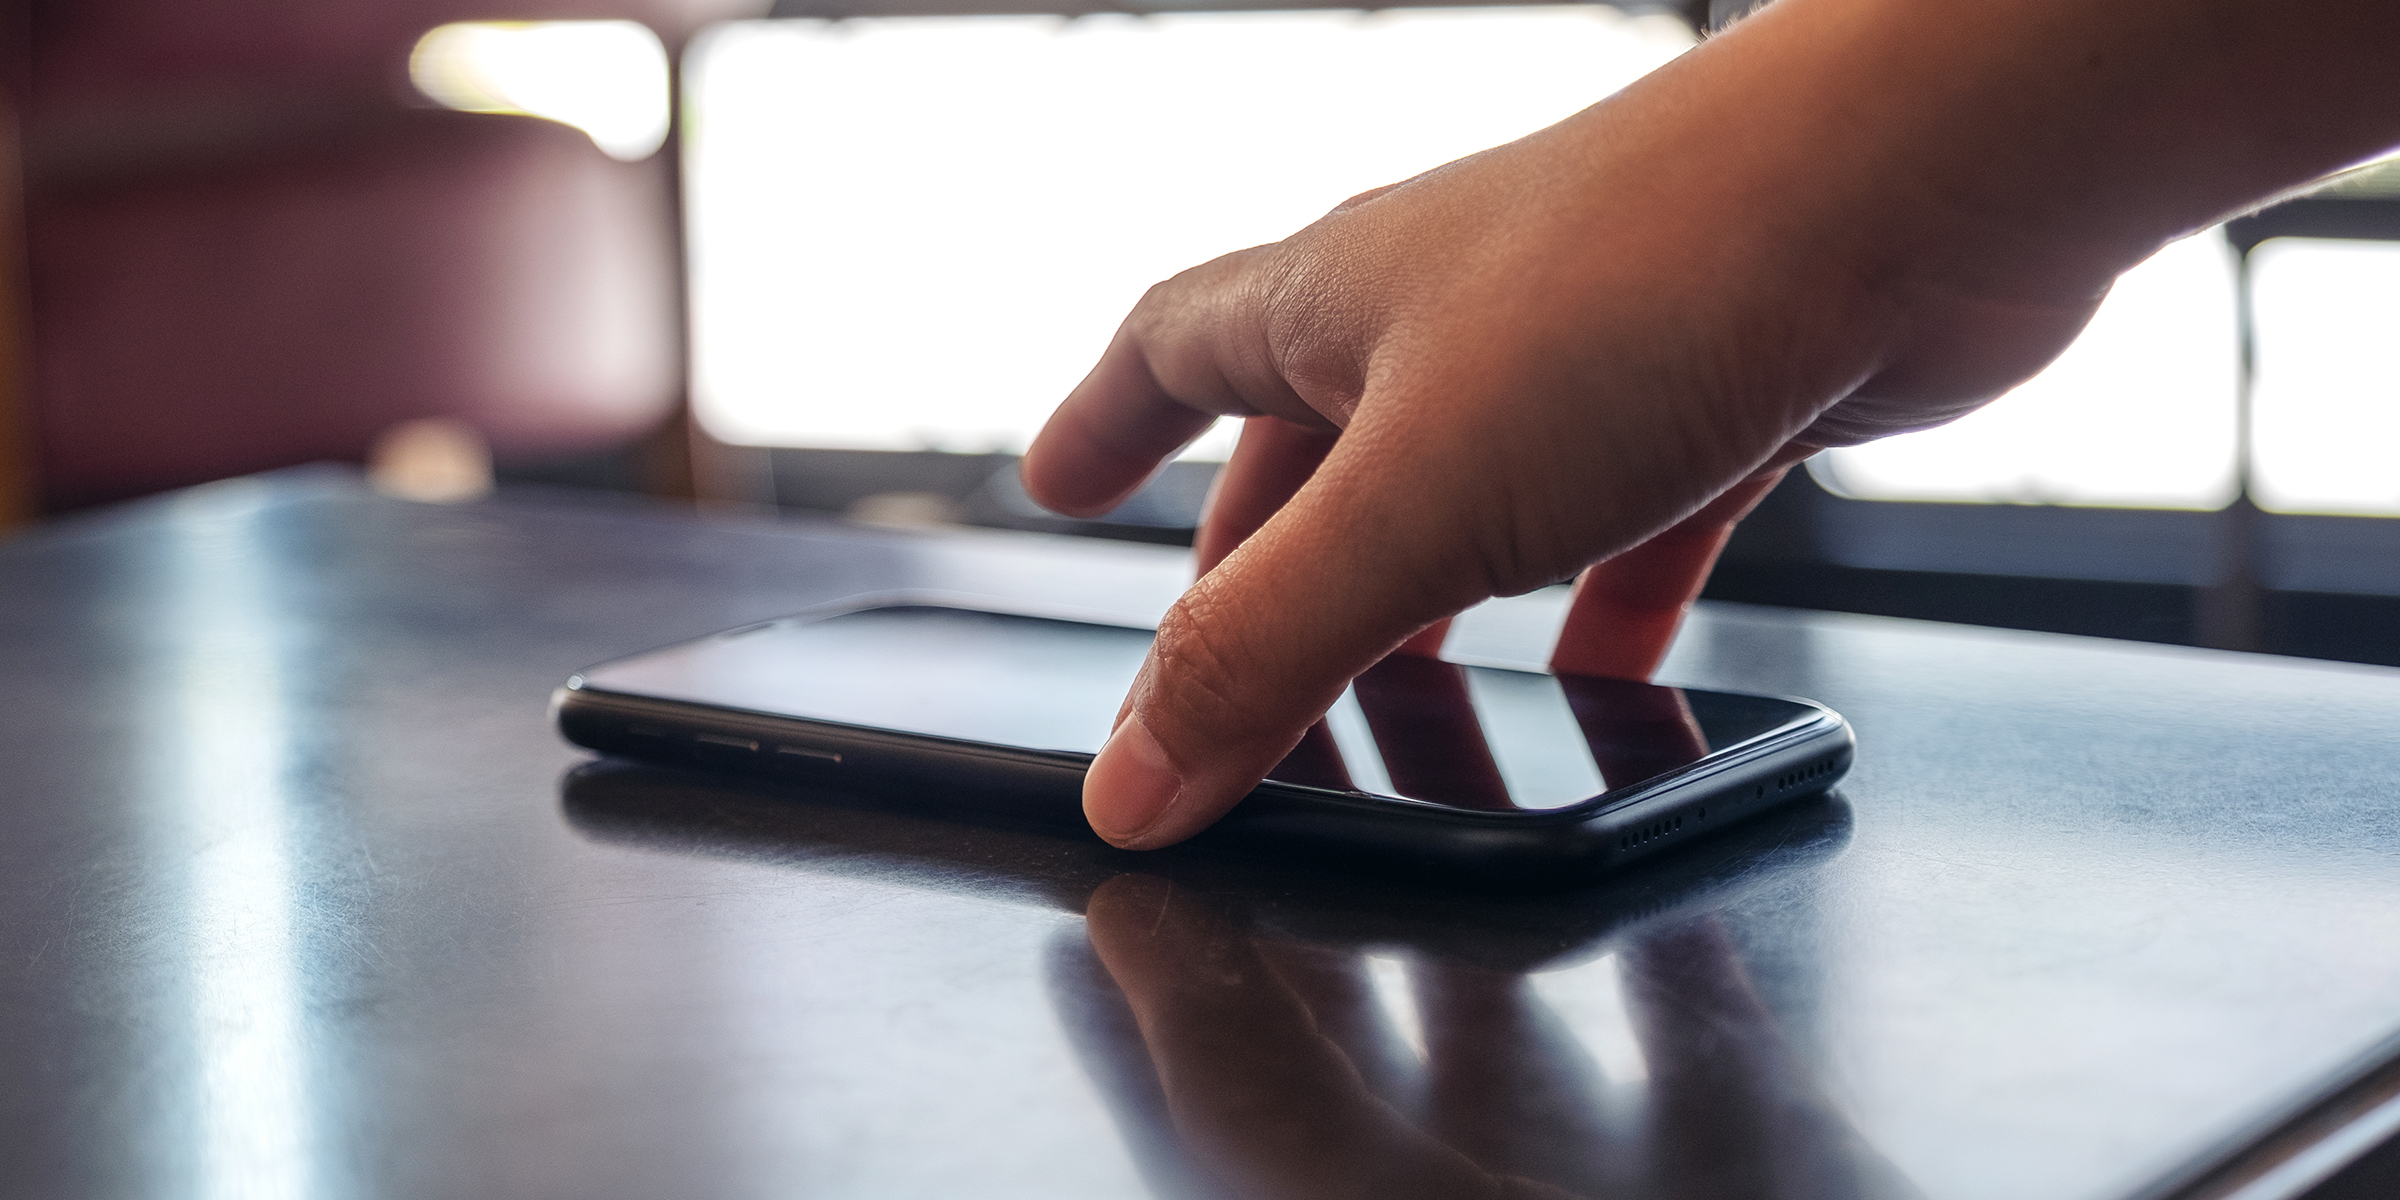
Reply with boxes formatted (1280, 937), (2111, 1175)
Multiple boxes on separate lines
(2249, 239), (2400, 516)
(412, 21), (671, 162)
(1817, 231), (2241, 510)
(685, 9), (1695, 457)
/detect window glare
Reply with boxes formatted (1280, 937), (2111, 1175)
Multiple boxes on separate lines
(412, 21), (671, 162)
(1819, 231), (2241, 511)
(2250, 239), (2400, 517)
(685, 9), (1695, 458)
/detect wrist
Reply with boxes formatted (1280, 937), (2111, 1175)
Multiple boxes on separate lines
(1597, 0), (2400, 437)
(1740, 0), (2400, 309)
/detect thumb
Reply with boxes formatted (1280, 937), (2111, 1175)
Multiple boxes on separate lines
(1085, 418), (1495, 849)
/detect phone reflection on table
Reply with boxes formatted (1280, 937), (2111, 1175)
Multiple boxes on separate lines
(558, 655), (1882, 1198)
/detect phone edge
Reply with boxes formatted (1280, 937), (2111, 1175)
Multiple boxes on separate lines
(552, 683), (1854, 887)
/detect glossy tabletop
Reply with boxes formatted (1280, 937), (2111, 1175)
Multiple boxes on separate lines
(5, 470), (2400, 1200)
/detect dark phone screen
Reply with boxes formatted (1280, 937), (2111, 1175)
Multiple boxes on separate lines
(576, 606), (1817, 812)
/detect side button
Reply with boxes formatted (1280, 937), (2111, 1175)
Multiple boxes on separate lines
(774, 745), (842, 765)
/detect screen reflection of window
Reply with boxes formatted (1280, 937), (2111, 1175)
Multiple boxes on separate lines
(1267, 663), (1712, 811)
(1354, 655), (1515, 810)
(1557, 676), (1709, 793)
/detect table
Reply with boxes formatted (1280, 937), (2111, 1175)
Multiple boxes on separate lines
(4, 468), (2398, 1200)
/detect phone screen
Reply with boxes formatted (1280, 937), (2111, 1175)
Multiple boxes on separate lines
(576, 606), (1818, 812)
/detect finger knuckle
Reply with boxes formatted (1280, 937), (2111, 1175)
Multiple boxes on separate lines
(1145, 604), (1258, 748)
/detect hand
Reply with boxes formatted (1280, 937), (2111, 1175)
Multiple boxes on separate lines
(1190, 416), (1793, 682)
(1021, 0), (2400, 849)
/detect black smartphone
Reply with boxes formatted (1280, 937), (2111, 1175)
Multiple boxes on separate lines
(552, 597), (1853, 884)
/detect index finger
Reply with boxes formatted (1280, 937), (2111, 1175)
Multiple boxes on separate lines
(1080, 404), (1503, 848)
(1022, 248), (1316, 519)
(1023, 334), (1222, 519)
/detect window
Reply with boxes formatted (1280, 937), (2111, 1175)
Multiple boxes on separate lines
(412, 21), (672, 162)
(2250, 238), (2400, 516)
(683, 7), (1695, 457)
(1816, 231), (2241, 511)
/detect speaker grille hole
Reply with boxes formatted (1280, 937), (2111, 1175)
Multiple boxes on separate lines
(1775, 760), (1839, 793)
(1618, 813), (1693, 851)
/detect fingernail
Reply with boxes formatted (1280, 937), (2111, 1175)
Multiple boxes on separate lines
(1086, 716), (1182, 848)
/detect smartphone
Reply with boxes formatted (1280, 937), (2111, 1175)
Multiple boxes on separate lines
(552, 597), (1853, 884)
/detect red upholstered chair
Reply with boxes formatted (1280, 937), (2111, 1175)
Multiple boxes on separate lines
(17, 0), (755, 511)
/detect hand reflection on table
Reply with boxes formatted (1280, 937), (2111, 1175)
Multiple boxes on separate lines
(1055, 655), (1911, 1200)
(1059, 879), (1918, 1200)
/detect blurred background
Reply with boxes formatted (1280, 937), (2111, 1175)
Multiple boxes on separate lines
(3, 0), (2398, 662)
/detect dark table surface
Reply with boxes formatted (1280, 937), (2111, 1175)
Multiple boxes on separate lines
(6, 469), (2400, 1200)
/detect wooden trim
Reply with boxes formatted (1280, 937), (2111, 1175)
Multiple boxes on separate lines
(0, 75), (35, 531)
(644, 27), (773, 508)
